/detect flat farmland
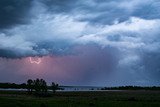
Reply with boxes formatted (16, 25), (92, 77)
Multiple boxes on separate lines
(0, 90), (160, 107)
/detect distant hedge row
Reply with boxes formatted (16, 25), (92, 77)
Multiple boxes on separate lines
(101, 86), (160, 90)
(0, 83), (26, 89)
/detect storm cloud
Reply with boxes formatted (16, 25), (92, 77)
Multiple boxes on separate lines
(0, 0), (160, 86)
(0, 0), (33, 29)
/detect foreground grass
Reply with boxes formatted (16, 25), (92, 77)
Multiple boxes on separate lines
(0, 90), (160, 107)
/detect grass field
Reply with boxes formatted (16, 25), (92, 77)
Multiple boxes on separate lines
(0, 90), (160, 107)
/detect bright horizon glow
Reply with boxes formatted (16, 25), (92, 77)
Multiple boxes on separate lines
(29, 57), (41, 64)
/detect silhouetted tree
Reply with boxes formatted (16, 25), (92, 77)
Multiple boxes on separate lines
(27, 79), (33, 93)
(20, 83), (27, 89)
(26, 79), (60, 96)
(40, 79), (48, 93)
(32, 78), (48, 94)
(34, 78), (41, 93)
(51, 82), (59, 93)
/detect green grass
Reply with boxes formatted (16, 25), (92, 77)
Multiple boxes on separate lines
(0, 90), (160, 107)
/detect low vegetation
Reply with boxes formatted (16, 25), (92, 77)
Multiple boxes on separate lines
(0, 90), (160, 107)
(0, 79), (160, 107)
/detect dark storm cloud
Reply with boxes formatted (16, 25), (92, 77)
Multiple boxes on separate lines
(40, 0), (160, 25)
(0, 39), (74, 59)
(82, 0), (160, 25)
(132, 1), (160, 19)
(140, 50), (160, 81)
(1, 0), (160, 59)
(34, 40), (74, 56)
(0, 0), (33, 29)
(40, 0), (77, 13)
(0, 49), (24, 58)
(0, 0), (160, 86)
(71, 45), (120, 85)
(40, 0), (128, 24)
(0, 0), (159, 29)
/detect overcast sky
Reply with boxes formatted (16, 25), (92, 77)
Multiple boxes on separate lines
(0, 0), (160, 86)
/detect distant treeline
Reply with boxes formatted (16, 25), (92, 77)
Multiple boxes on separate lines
(0, 82), (160, 91)
(0, 83), (26, 89)
(0, 82), (59, 90)
(0, 79), (60, 92)
(0, 79), (60, 97)
(101, 86), (160, 90)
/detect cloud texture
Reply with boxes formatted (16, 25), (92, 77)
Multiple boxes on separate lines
(0, 0), (160, 86)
